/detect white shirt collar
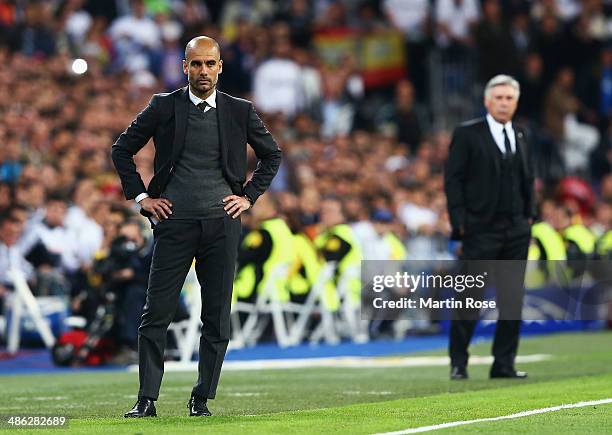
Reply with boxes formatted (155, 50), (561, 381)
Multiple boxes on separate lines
(188, 87), (216, 109)
(486, 113), (512, 133)
(486, 113), (516, 154)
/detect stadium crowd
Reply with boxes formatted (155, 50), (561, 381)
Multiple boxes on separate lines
(1, 0), (612, 356)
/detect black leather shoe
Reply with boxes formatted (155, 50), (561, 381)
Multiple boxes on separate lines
(490, 368), (528, 379)
(124, 398), (157, 418)
(188, 395), (212, 416)
(450, 366), (468, 380)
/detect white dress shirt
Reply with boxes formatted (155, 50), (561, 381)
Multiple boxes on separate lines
(188, 87), (216, 112)
(31, 220), (81, 273)
(253, 58), (302, 117)
(135, 88), (217, 204)
(486, 113), (516, 155)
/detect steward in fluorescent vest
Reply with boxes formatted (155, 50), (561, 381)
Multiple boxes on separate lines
(314, 197), (362, 309)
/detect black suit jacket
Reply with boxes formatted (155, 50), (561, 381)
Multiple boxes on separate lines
(111, 87), (281, 216)
(444, 118), (536, 240)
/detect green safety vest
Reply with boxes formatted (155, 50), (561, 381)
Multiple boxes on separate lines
(288, 233), (322, 296)
(234, 218), (295, 302)
(564, 224), (596, 255)
(384, 232), (407, 260)
(596, 230), (612, 258)
(315, 224), (363, 307)
(529, 222), (567, 261)
(526, 222), (568, 289)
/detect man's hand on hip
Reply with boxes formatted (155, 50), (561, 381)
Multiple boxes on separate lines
(140, 197), (173, 221)
(223, 195), (251, 218)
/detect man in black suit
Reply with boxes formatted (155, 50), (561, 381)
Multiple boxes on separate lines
(444, 75), (536, 381)
(112, 36), (281, 417)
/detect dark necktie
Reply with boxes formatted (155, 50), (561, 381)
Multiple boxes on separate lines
(197, 101), (208, 112)
(503, 128), (512, 156)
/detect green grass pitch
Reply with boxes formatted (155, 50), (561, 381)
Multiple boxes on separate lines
(0, 331), (610, 434)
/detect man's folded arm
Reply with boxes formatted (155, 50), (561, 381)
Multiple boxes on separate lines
(111, 95), (159, 200)
(243, 104), (282, 204)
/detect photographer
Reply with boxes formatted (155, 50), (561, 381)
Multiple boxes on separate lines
(94, 219), (152, 363)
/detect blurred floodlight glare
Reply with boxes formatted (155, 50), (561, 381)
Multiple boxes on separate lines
(71, 58), (88, 75)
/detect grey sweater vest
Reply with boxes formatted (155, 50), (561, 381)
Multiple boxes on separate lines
(162, 104), (232, 219)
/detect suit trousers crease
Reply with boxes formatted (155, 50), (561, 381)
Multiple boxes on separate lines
(137, 216), (240, 400)
(449, 219), (530, 370)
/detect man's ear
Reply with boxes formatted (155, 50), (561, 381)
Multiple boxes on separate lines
(182, 59), (188, 75)
(218, 59), (223, 75)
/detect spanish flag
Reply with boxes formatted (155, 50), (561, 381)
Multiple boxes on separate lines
(314, 28), (406, 89)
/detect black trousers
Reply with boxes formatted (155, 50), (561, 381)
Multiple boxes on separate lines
(449, 216), (530, 370)
(137, 216), (241, 400)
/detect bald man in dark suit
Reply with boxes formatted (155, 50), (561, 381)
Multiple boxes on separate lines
(112, 36), (281, 417)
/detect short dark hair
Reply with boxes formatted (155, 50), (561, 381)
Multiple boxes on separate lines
(0, 210), (19, 226)
(46, 191), (69, 204)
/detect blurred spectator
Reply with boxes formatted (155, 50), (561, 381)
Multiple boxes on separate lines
(544, 67), (600, 174)
(435, 0), (479, 50)
(319, 55), (363, 138)
(65, 180), (104, 268)
(475, 0), (520, 82)
(59, 0), (93, 49)
(517, 52), (546, 123)
(79, 16), (113, 66)
(530, 12), (564, 85)
(175, 0), (210, 32)
(277, 0), (313, 48)
(293, 47), (323, 119)
(6, 2), (56, 57)
(0, 205), (58, 300)
(0, 209), (34, 286)
(562, 2), (603, 106)
(219, 19), (256, 96)
(383, 0), (431, 101)
(30, 192), (80, 275)
(314, 1), (350, 31)
(108, 0), (162, 73)
(158, 12), (184, 89)
(397, 184), (439, 235)
(0, 134), (23, 184)
(14, 180), (45, 224)
(220, 0), (275, 36)
(253, 34), (302, 117)
(510, 10), (532, 56)
(392, 79), (423, 155)
(315, 196), (362, 305)
(234, 194), (294, 303)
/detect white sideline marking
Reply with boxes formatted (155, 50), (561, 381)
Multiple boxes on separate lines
(373, 398), (612, 435)
(127, 354), (550, 372)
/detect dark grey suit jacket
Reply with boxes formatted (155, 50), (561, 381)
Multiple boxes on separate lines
(111, 87), (281, 216)
(444, 118), (536, 240)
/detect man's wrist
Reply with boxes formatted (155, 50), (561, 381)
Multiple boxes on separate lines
(243, 195), (254, 208)
(135, 193), (149, 204)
